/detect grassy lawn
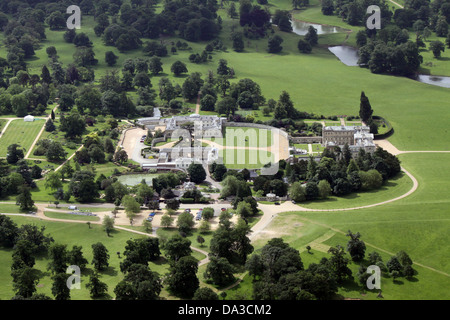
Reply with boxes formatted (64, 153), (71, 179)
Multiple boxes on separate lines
(0, 204), (36, 214)
(29, 117), (81, 161)
(0, 120), (45, 157)
(206, 127), (273, 148)
(0, 216), (156, 300)
(43, 211), (100, 222)
(219, 148), (274, 170)
(299, 171), (413, 209)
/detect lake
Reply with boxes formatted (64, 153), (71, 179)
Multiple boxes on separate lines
(115, 173), (160, 186)
(328, 45), (450, 88)
(291, 19), (349, 36)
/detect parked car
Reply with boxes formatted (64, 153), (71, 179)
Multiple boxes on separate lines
(146, 217), (153, 222)
(291, 200), (296, 204)
(195, 214), (202, 221)
(149, 212), (156, 217)
(274, 202), (280, 205)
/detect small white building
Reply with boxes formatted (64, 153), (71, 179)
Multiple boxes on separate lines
(24, 115), (34, 122)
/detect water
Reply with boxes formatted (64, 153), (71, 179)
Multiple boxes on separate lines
(416, 75), (450, 88)
(115, 173), (160, 186)
(328, 45), (360, 66)
(328, 45), (450, 88)
(291, 19), (349, 36)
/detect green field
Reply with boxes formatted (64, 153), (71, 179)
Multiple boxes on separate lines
(299, 170), (413, 209)
(44, 211), (100, 222)
(0, 120), (45, 157)
(206, 127), (273, 148)
(11, 5), (450, 152)
(219, 148), (275, 170)
(0, 0), (449, 301)
(0, 217), (152, 300)
(235, 153), (450, 299)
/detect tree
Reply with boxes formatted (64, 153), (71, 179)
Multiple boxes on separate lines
(290, 181), (306, 202)
(120, 238), (161, 273)
(73, 33), (93, 47)
(305, 26), (318, 46)
(193, 287), (219, 300)
(435, 16), (449, 37)
(187, 163), (207, 183)
(430, 41), (445, 58)
(11, 266), (40, 299)
(359, 169), (383, 190)
(232, 32), (244, 52)
(386, 256), (403, 274)
(60, 110), (86, 138)
(47, 244), (69, 274)
(46, 142), (66, 162)
(73, 47), (98, 67)
(200, 94), (217, 111)
(45, 172), (63, 192)
(297, 39), (312, 53)
(165, 199), (180, 211)
(113, 150), (128, 164)
(105, 51), (118, 66)
(228, 2), (238, 18)
(177, 212), (195, 234)
(51, 273), (70, 300)
(236, 201), (253, 219)
(359, 91), (373, 125)
(133, 72), (151, 88)
(45, 119), (56, 132)
(92, 242), (110, 271)
(203, 256), (236, 286)
(327, 245), (352, 284)
(346, 230), (366, 262)
(267, 35), (284, 53)
(103, 216), (115, 236)
(396, 250), (413, 267)
(202, 207), (215, 221)
(318, 180), (332, 199)
(171, 61), (188, 77)
(122, 195), (140, 223)
(161, 214), (174, 228)
(165, 255), (199, 298)
(16, 185), (34, 211)
(142, 219), (152, 233)
(149, 57), (163, 75)
(114, 264), (162, 300)
(163, 235), (192, 262)
(7, 144), (25, 164)
(321, 0), (334, 15)
(86, 272), (108, 298)
(68, 246), (88, 271)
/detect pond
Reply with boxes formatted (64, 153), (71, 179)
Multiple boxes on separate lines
(328, 45), (360, 66)
(291, 19), (349, 36)
(328, 45), (450, 88)
(115, 173), (160, 186)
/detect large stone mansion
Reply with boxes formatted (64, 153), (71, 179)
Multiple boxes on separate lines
(322, 125), (376, 156)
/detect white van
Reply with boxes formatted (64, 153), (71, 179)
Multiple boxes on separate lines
(68, 205), (78, 210)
